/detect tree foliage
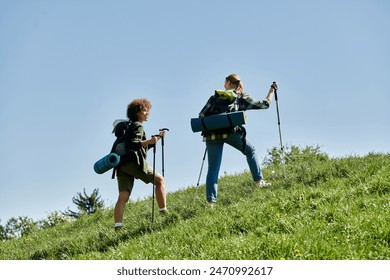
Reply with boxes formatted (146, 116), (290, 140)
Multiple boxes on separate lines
(63, 188), (104, 218)
(0, 220), (5, 240)
(1, 188), (104, 240)
(39, 211), (70, 229)
(0, 216), (38, 240)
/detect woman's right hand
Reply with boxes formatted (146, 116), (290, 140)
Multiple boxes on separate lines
(141, 135), (160, 147)
(149, 135), (161, 145)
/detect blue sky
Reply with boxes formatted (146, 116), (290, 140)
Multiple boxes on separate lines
(1, 0), (389, 224)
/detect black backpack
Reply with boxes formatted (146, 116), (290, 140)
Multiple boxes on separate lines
(111, 119), (133, 156)
(204, 89), (238, 116)
(110, 119), (134, 178)
(203, 90), (247, 152)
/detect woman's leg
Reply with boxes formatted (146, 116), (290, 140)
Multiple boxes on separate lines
(135, 164), (167, 211)
(114, 164), (135, 227)
(226, 133), (262, 182)
(114, 190), (130, 224)
(205, 140), (224, 202)
(154, 173), (166, 210)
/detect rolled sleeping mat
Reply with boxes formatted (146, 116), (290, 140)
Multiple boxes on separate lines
(94, 153), (120, 174)
(190, 111), (246, 133)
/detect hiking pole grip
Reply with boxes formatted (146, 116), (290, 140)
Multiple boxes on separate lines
(159, 128), (169, 139)
(158, 128), (169, 145)
(272, 81), (278, 101)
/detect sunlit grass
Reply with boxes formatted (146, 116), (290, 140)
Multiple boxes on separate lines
(1, 148), (389, 260)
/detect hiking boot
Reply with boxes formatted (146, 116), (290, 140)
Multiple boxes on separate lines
(208, 201), (216, 209)
(114, 225), (123, 232)
(256, 180), (271, 187)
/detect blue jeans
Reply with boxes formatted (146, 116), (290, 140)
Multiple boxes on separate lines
(205, 132), (262, 203)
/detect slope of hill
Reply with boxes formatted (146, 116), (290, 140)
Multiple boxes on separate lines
(1, 147), (389, 260)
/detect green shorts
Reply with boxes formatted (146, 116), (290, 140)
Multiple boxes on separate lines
(116, 161), (154, 193)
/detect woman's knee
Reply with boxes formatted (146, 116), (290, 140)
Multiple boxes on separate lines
(117, 191), (130, 203)
(243, 142), (256, 156)
(154, 174), (165, 187)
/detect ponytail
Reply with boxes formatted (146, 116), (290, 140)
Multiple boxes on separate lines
(226, 74), (246, 95)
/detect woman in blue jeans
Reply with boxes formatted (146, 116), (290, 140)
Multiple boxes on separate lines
(199, 74), (278, 205)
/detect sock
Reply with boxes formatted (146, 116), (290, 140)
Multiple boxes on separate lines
(159, 207), (167, 212)
(114, 222), (123, 228)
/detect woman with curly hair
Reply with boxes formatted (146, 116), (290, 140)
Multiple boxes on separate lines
(113, 98), (167, 230)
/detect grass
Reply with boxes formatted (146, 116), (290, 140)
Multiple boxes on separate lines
(1, 149), (389, 260)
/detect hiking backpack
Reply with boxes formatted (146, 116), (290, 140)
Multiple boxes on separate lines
(111, 119), (133, 156)
(204, 89), (238, 116)
(203, 89), (247, 152)
(110, 119), (134, 178)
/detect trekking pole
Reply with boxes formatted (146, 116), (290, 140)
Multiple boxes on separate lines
(151, 139), (157, 223)
(193, 147), (207, 206)
(159, 128), (169, 177)
(273, 82), (283, 153)
(272, 82), (286, 178)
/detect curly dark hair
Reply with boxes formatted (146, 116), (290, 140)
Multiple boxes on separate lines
(127, 99), (152, 121)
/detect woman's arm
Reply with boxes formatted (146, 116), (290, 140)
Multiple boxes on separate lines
(239, 83), (278, 110)
(140, 130), (165, 148)
(265, 82), (277, 103)
(141, 136), (160, 148)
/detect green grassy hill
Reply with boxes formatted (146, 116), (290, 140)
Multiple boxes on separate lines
(1, 147), (389, 260)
